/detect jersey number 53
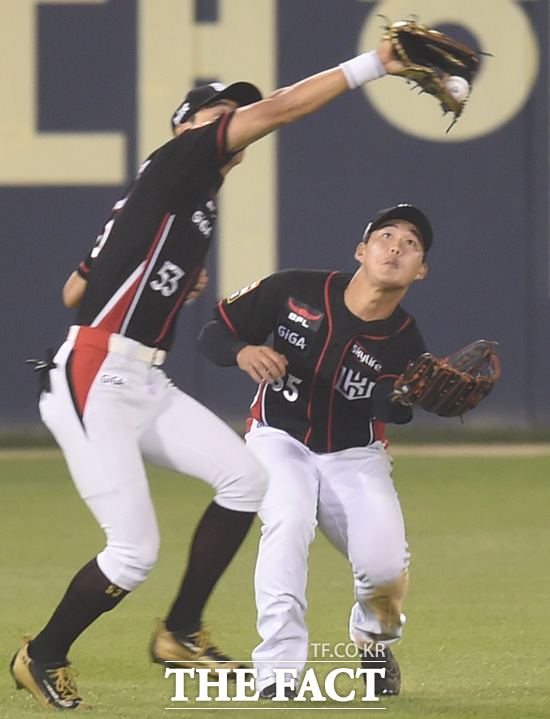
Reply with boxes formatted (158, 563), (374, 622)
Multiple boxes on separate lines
(150, 261), (185, 297)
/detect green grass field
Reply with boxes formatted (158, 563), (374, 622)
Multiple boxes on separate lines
(1, 447), (549, 718)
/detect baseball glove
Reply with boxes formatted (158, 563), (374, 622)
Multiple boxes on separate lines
(382, 19), (481, 128)
(392, 340), (500, 418)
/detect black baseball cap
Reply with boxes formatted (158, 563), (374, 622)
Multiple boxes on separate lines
(171, 81), (262, 130)
(363, 204), (433, 252)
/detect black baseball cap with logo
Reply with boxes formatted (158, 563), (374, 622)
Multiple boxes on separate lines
(363, 204), (433, 252)
(171, 81), (263, 130)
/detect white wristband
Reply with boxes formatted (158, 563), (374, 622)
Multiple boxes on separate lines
(339, 50), (386, 89)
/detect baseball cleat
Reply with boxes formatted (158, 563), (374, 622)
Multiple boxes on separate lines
(259, 682), (297, 699)
(361, 646), (401, 696)
(9, 637), (90, 711)
(150, 619), (246, 676)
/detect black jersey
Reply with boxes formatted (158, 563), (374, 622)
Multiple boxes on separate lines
(75, 113), (237, 350)
(216, 269), (426, 453)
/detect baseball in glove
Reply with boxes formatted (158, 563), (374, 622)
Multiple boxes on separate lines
(382, 19), (482, 129)
(392, 340), (500, 419)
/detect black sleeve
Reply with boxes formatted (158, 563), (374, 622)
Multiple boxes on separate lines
(215, 271), (292, 345)
(162, 112), (237, 186)
(371, 377), (413, 425)
(197, 320), (248, 366)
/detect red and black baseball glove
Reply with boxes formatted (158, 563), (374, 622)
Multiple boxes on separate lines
(392, 340), (500, 418)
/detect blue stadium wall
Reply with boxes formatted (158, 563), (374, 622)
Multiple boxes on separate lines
(1, 0), (549, 433)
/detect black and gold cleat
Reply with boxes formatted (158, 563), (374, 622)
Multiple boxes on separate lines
(150, 619), (246, 678)
(10, 637), (90, 710)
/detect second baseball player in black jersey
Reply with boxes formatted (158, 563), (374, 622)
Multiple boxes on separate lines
(215, 268), (425, 452)
(199, 204), (432, 699)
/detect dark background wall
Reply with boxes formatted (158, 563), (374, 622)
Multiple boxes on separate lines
(2, 0), (549, 434)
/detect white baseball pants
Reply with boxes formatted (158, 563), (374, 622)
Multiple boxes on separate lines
(39, 328), (267, 591)
(246, 424), (409, 691)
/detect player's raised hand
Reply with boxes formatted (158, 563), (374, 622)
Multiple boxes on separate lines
(236, 345), (288, 385)
(376, 38), (406, 75)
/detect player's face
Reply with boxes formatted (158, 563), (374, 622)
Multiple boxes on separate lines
(356, 220), (428, 289)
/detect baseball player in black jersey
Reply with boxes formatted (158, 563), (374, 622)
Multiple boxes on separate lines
(11, 38), (411, 711)
(198, 204), (432, 698)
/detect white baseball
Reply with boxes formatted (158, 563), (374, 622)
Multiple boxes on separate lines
(444, 75), (470, 102)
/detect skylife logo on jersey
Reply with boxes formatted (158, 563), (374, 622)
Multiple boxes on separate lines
(351, 343), (383, 373)
(286, 298), (324, 331)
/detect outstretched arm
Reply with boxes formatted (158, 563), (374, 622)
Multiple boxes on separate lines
(226, 39), (404, 152)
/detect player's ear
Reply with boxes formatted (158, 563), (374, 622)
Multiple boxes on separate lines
(354, 241), (367, 261)
(415, 262), (428, 281)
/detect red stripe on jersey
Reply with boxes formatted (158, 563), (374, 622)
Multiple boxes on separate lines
(327, 337), (352, 452)
(95, 213), (172, 336)
(95, 274), (143, 334)
(66, 327), (110, 422)
(396, 316), (412, 333)
(357, 317), (413, 342)
(304, 271), (338, 448)
(373, 419), (387, 444)
(216, 113), (233, 162)
(361, 317), (413, 341)
(329, 341), (390, 449)
(154, 265), (201, 344)
(249, 383), (268, 424)
(218, 301), (240, 336)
